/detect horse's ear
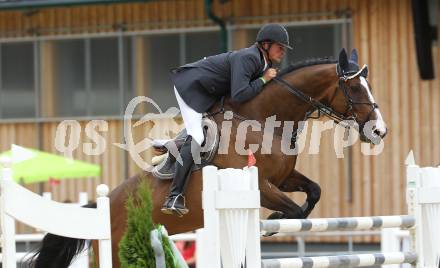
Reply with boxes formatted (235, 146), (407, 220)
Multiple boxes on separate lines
(350, 49), (359, 63)
(338, 48), (349, 69)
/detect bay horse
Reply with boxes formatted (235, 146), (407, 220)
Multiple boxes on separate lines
(29, 48), (387, 268)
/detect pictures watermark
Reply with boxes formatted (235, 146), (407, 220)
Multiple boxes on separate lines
(54, 96), (387, 171)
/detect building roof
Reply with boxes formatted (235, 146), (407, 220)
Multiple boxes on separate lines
(0, 0), (152, 10)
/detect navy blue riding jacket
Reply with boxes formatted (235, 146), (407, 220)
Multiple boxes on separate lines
(170, 44), (267, 113)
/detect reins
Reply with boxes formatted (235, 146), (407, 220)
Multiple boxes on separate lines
(206, 64), (378, 143)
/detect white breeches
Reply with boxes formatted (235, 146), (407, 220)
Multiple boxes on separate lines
(174, 86), (204, 146)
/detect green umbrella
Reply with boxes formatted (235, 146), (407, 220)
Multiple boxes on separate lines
(0, 144), (101, 184)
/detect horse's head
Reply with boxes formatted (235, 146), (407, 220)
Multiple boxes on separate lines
(333, 48), (387, 144)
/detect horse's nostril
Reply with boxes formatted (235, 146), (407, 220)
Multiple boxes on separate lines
(374, 128), (387, 138)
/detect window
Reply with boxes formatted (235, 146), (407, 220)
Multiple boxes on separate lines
(283, 24), (343, 67)
(185, 31), (221, 63)
(90, 38), (120, 115)
(55, 39), (86, 117)
(147, 34), (180, 110)
(429, 0), (438, 28)
(123, 37), (134, 109)
(146, 31), (221, 110)
(0, 42), (35, 118)
(249, 24), (344, 69)
(145, 24), (345, 112)
(0, 23), (346, 119)
(55, 37), (133, 117)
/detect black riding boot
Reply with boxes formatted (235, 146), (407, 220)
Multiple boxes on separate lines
(161, 136), (199, 217)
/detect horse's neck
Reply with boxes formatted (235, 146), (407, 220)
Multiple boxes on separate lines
(234, 64), (338, 124)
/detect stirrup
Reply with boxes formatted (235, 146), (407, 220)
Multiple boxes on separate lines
(160, 195), (189, 217)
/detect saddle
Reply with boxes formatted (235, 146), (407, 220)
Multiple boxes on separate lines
(151, 116), (219, 180)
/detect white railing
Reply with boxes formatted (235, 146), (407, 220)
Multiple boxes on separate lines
(200, 152), (440, 268)
(0, 192), (90, 266)
(0, 157), (112, 268)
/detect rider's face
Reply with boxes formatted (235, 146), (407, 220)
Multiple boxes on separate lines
(268, 43), (286, 63)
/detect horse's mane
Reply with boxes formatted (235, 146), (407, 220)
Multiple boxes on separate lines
(278, 57), (338, 76)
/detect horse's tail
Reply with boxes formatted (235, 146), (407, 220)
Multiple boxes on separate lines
(27, 203), (96, 268)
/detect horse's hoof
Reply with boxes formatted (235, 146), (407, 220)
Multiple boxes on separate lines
(262, 231), (278, 237)
(267, 211), (284, 220)
(263, 212), (284, 236)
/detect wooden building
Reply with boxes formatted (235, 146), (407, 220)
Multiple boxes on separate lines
(0, 0), (438, 241)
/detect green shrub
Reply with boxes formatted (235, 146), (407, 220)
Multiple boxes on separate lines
(118, 180), (179, 268)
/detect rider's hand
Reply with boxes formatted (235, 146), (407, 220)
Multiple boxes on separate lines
(263, 68), (278, 82)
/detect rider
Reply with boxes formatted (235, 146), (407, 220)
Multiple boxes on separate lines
(161, 23), (292, 216)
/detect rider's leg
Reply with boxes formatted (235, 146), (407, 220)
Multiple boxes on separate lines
(161, 87), (204, 216)
(173, 87), (204, 146)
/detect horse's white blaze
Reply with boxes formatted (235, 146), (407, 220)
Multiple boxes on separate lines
(360, 77), (387, 135)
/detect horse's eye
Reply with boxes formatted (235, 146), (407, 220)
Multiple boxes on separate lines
(360, 66), (368, 78)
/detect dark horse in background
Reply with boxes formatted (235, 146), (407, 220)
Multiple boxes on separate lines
(29, 49), (387, 268)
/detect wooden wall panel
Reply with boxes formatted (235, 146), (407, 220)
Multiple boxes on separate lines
(0, 123), (40, 233)
(0, 0), (353, 37)
(0, 123), (38, 152)
(24, 119), (181, 203)
(126, 117), (183, 176)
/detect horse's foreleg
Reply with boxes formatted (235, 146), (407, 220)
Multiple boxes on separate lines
(279, 170), (321, 218)
(260, 180), (305, 219)
(259, 180), (308, 236)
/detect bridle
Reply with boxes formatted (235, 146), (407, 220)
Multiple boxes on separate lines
(273, 64), (378, 130)
(337, 69), (379, 130)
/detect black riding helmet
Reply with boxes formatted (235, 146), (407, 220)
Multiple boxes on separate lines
(256, 23), (293, 50)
